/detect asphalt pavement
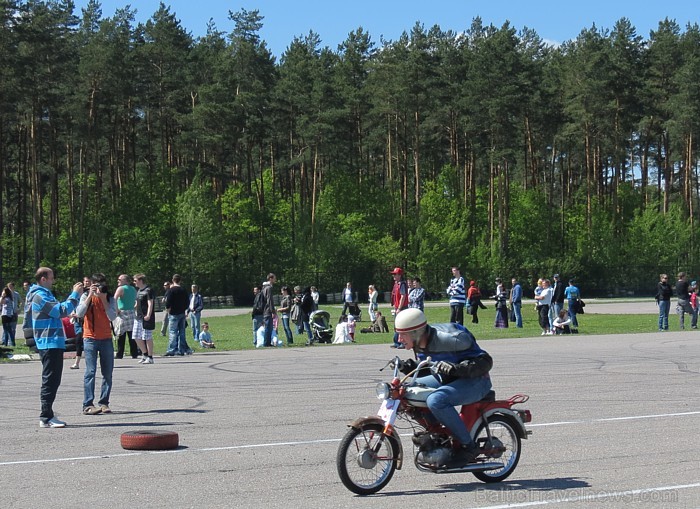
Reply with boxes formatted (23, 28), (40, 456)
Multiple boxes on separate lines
(1, 303), (698, 509)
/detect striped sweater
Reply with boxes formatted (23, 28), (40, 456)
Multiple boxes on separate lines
(27, 284), (81, 350)
(446, 276), (466, 305)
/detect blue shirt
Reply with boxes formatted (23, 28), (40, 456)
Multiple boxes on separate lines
(565, 285), (580, 300)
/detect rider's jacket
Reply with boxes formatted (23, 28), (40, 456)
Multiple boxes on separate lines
(414, 323), (492, 382)
(415, 323), (487, 363)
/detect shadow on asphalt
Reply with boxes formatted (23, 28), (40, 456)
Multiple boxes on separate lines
(368, 477), (591, 497)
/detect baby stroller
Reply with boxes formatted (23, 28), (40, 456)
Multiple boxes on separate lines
(345, 302), (362, 322)
(309, 310), (333, 344)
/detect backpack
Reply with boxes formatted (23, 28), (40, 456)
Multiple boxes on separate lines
(251, 291), (265, 317)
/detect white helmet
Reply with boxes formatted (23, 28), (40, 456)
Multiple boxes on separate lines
(395, 308), (427, 333)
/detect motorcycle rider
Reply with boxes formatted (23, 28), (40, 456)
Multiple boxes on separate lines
(394, 308), (493, 466)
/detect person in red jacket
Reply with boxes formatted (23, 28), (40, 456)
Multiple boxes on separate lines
(390, 267), (408, 348)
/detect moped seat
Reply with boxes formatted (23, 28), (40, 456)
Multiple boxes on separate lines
(479, 390), (496, 402)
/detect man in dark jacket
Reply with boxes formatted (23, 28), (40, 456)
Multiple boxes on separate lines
(261, 273), (276, 347)
(394, 308), (493, 466)
(551, 274), (566, 322)
(164, 274), (192, 356)
(675, 272), (693, 330)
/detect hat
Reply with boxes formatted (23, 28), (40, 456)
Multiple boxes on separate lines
(553, 274), (560, 278)
(390, 267), (403, 275)
(395, 308), (427, 332)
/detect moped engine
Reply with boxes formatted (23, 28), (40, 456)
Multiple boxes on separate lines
(413, 432), (451, 467)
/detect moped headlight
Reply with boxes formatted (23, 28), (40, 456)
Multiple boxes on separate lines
(375, 382), (391, 400)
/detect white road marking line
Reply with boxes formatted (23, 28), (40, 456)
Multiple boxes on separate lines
(1, 410), (698, 467)
(527, 410), (700, 428)
(472, 482), (700, 508)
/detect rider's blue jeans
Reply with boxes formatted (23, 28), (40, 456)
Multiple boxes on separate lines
(415, 374), (492, 446)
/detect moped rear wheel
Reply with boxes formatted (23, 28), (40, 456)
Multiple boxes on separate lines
(472, 415), (521, 483)
(336, 423), (398, 495)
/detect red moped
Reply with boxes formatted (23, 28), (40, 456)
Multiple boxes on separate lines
(337, 356), (532, 495)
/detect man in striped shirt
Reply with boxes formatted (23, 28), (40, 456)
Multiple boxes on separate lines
(447, 267), (466, 325)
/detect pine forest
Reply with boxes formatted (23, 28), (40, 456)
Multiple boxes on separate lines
(2, 1), (700, 301)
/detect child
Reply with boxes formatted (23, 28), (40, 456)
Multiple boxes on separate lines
(199, 322), (215, 348)
(346, 314), (356, 342)
(552, 309), (572, 335)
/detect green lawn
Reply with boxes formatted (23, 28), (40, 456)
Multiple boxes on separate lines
(1, 304), (673, 359)
(194, 306), (663, 352)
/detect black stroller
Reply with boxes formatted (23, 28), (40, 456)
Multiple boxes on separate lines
(344, 302), (362, 322)
(309, 310), (333, 344)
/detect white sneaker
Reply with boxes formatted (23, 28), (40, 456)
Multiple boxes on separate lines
(541, 331), (546, 336)
(39, 417), (66, 428)
(138, 356), (147, 364)
(144, 357), (154, 364)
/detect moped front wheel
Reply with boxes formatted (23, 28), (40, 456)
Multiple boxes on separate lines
(472, 415), (521, 483)
(336, 423), (398, 495)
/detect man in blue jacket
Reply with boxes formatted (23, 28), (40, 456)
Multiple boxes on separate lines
(26, 267), (84, 428)
(510, 277), (523, 328)
(395, 308), (493, 466)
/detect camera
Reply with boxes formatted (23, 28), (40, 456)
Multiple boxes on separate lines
(92, 283), (108, 293)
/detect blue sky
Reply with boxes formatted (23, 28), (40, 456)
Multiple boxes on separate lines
(74, 0), (697, 57)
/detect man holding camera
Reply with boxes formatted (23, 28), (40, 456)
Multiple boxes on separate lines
(76, 273), (117, 415)
(27, 267), (84, 428)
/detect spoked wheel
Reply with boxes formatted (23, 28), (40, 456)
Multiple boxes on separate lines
(472, 415), (521, 483)
(336, 423), (399, 495)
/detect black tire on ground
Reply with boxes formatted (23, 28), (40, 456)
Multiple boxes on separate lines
(336, 423), (399, 495)
(472, 415), (521, 483)
(120, 430), (179, 450)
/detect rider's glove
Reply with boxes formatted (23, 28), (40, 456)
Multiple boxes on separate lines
(391, 358), (417, 374)
(434, 361), (455, 376)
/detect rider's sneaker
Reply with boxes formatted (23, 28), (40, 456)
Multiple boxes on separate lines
(445, 443), (480, 467)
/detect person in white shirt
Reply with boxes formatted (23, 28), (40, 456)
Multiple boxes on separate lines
(310, 286), (320, 312)
(534, 279), (553, 335)
(552, 309), (572, 335)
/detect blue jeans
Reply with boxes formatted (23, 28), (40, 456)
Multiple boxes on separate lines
(553, 302), (564, 319)
(568, 299), (579, 328)
(657, 300), (669, 330)
(512, 302), (522, 328)
(281, 315), (293, 344)
(300, 320), (312, 342)
(416, 374), (492, 446)
(189, 311), (201, 342)
(252, 314), (264, 345)
(83, 339), (114, 408)
(167, 313), (190, 354)
(263, 315), (274, 347)
(2, 320), (14, 346)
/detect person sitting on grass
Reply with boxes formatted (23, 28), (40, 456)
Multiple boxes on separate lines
(360, 311), (389, 333)
(199, 322), (215, 348)
(552, 309), (572, 335)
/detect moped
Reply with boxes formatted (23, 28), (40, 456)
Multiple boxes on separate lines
(336, 356), (532, 495)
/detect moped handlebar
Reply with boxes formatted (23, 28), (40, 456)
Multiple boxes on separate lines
(381, 356), (434, 383)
